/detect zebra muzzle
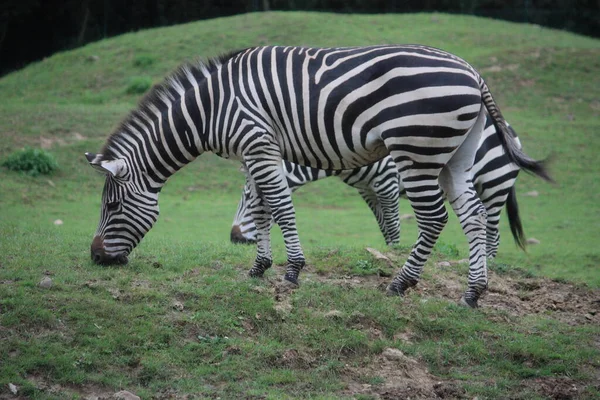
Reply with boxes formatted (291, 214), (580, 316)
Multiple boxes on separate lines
(90, 236), (129, 265)
(230, 225), (256, 245)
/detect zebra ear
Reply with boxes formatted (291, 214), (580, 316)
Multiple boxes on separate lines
(85, 152), (127, 177)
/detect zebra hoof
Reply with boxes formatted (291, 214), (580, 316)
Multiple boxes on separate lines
(283, 273), (300, 287)
(248, 268), (265, 278)
(385, 285), (405, 297)
(459, 296), (479, 309)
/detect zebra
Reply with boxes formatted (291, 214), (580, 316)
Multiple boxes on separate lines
(85, 45), (552, 308)
(230, 157), (401, 246)
(230, 114), (526, 259)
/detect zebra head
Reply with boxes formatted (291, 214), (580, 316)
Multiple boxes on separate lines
(85, 152), (160, 265)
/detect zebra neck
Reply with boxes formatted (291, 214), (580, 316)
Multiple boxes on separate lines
(115, 94), (210, 190)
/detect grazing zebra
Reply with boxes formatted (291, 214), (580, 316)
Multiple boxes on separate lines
(86, 45), (551, 308)
(231, 115), (526, 259)
(230, 157), (401, 246)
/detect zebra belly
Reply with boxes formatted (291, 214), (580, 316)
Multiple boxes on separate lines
(279, 129), (389, 171)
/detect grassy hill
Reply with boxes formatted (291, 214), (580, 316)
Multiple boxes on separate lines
(0, 12), (599, 399)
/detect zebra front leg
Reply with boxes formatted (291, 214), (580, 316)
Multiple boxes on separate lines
(247, 183), (274, 278)
(378, 189), (401, 246)
(386, 178), (448, 296)
(486, 218), (500, 259)
(244, 152), (305, 286)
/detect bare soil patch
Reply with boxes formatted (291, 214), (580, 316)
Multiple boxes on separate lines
(40, 132), (87, 149)
(279, 258), (600, 326)
(263, 258), (600, 399)
(521, 377), (588, 400)
(340, 352), (459, 399)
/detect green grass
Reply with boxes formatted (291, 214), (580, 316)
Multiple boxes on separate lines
(0, 11), (599, 399)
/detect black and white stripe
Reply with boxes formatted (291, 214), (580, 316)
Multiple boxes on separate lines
(86, 45), (551, 308)
(230, 114), (526, 259)
(230, 157), (401, 246)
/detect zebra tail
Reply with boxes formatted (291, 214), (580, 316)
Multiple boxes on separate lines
(506, 185), (527, 251)
(478, 77), (554, 183)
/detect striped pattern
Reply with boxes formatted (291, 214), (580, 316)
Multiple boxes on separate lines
(230, 114), (524, 259)
(230, 157), (401, 246)
(87, 45), (551, 308)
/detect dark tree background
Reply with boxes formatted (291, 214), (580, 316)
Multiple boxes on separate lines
(1, 0), (599, 76)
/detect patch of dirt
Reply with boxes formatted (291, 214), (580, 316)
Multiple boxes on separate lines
(256, 262), (599, 399)
(267, 276), (298, 321)
(276, 257), (600, 326)
(5, 375), (117, 400)
(521, 377), (582, 400)
(341, 351), (465, 399)
(40, 132), (87, 149)
(424, 268), (600, 326)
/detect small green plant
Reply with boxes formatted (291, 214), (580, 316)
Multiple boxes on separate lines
(133, 54), (156, 68)
(434, 241), (460, 257)
(2, 147), (58, 176)
(351, 259), (386, 276)
(126, 76), (153, 94)
(356, 259), (373, 271)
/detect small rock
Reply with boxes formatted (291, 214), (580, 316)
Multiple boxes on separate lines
(524, 190), (539, 197)
(8, 383), (18, 394)
(456, 259), (469, 265)
(393, 331), (413, 344)
(108, 288), (121, 300)
(324, 310), (343, 319)
(172, 301), (184, 312)
(350, 311), (365, 322)
(251, 285), (268, 294)
(87, 55), (100, 62)
(39, 276), (53, 289)
(114, 390), (140, 400)
(399, 214), (414, 221)
(365, 247), (393, 266)
(274, 302), (293, 319)
(437, 261), (451, 268)
(585, 314), (593, 321)
(382, 348), (416, 363)
(526, 238), (541, 245)
(47, 180), (55, 187)
(54, 219), (63, 225)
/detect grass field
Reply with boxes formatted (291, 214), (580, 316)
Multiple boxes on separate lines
(0, 11), (599, 399)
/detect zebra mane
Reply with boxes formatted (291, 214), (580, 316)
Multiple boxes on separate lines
(101, 49), (245, 159)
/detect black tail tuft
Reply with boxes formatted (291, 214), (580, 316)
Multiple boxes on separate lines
(506, 185), (526, 251)
(479, 76), (555, 184)
(493, 118), (555, 184)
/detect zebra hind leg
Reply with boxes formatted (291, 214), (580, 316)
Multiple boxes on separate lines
(440, 111), (488, 308)
(445, 183), (488, 308)
(386, 174), (448, 296)
(244, 154), (305, 286)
